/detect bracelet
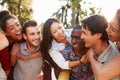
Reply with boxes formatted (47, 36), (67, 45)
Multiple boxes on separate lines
(79, 59), (83, 64)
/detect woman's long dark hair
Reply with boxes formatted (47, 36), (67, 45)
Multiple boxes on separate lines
(41, 18), (59, 61)
(0, 10), (17, 32)
(41, 18), (62, 78)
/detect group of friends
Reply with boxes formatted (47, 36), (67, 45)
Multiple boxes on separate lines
(0, 8), (120, 80)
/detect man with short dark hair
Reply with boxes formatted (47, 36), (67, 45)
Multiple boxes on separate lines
(81, 15), (120, 80)
(59, 24), (93, 80)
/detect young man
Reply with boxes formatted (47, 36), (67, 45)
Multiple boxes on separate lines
(70, 24), (93, 80)
(11, 20), (43, 80)
(81, 14), (120, 80)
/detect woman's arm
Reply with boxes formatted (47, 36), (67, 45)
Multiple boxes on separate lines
(11, 43), (20, 66)
(0, 32), (9, 50)
(17, 51), (42, 61)
(88, 49), (120, 80)
(49, 50), (87, 69)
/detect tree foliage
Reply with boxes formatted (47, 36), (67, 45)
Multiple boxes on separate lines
(52, 0), (101, 28)
(0, 0), (33, 26)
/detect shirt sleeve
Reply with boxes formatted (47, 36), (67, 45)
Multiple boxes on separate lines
(49, 49), (71, 70)
(0, 47), (11, 71)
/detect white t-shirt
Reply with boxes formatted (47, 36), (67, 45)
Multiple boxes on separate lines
(0, 63), (7, 79)
(49, 31), (72, 69)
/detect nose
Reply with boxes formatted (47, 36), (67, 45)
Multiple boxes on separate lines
(81, 33), (84, 39)
(58, 29), (63, 35)
(106, 25), (110, 33)
(72, 38), (76, 44)
(16, 25), (21, 31)
(35, 34), (41, 40)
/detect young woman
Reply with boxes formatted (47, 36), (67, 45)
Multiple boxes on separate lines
(41, 18), (87, 79)
(87, 9), (120, 80)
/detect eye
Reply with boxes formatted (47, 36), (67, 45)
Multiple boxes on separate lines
(16, 23), (20, 27)
(9, 26), (14, 30)
(58, 26), (62, 29)
(109, 24), (118, 32)
(30, 33), (35, 35)
(53, 31), (57, 33)
(37, 31), (40, 35)
(75, 36), (80, 39)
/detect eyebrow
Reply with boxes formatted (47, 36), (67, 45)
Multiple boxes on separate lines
(109, 23), (120, 32)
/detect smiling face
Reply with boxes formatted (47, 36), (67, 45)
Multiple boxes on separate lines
(5, 18), (22, 42)
(81, 27), (100, 48)
(71, 29), (84, 51)
(106, 18), (120, 42)
(23, 26), (41, 48)
(50, 22), (66, 43)
(72, 28), (89, 55)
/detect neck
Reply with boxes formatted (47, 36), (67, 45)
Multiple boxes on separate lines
(56, 37), (69, 45)
(73, 48), (87, 57)
(26, 42), (37, 52)
(92, 41), (108, 56)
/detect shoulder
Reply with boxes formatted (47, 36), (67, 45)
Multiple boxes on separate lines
(0, 47), (9, 54)
(109, 41), (119, 51)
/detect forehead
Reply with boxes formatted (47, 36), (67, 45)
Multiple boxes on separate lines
(50, 22), (62, 30)
(82, 27), (91, 33)
(6, 18), (18, 26)
(72, 29), (82, 35)
(26, 26), (40, 33)
(110, 18), (120, 30)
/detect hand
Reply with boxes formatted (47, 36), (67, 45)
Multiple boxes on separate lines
(80, 54), (88, 63)
(86, 48), (94, 61)
(36, 75), (43, 80)
(36, 71), (44, 80)
(17, 54), (29, 61)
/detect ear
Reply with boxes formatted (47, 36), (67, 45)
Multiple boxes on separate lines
(23, 33), (27, 40)
(96, 33), (102, 39)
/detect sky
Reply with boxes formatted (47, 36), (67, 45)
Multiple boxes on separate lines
(32, 0), (67, 24)
(32, 0), (120, 24)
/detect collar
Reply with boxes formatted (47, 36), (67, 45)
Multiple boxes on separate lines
(20, 42), (40, 54)
(97, 41), (118, 63)
(51, 32), (71, 51)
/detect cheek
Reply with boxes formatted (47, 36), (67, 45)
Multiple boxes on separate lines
(51, 33), (58, 39)
(7, 30), (16, 37)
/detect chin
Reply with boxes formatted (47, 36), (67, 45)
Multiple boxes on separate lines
(85, 45), (90, 48)
(33, 43), (40, 47)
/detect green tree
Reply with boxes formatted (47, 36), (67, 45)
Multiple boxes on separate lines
(52, 0), (101, 28)
(0, 0), (33, 26)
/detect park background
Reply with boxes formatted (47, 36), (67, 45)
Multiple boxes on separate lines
(0, 0), (120, 79)
(0, 0), (120, 29)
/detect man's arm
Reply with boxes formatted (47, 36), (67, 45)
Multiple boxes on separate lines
(88, 49), (120, 80)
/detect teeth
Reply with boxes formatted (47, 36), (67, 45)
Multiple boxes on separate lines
(16, 32), (21, 35)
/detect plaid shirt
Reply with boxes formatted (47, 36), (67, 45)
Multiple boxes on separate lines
(60, 45), (93, 80)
